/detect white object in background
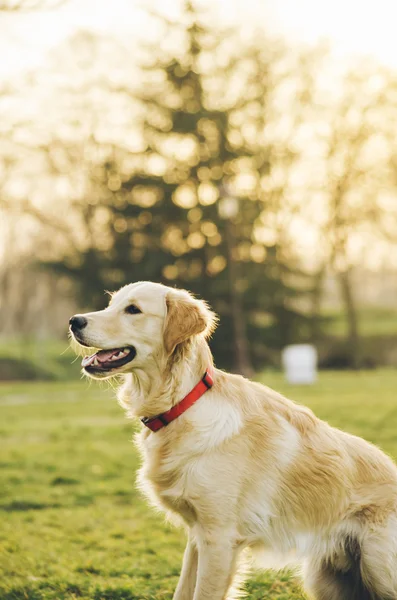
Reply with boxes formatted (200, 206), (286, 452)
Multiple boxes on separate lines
(282, 344), (317, 385)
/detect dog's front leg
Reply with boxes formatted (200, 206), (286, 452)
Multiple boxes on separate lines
(173, 536), (198, 600)
(192, 533), (240, 600)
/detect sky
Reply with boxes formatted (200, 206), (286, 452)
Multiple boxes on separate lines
(1, 0), (397, 82)
(2, 0), (397, 271)
(266, 0), (397, 65)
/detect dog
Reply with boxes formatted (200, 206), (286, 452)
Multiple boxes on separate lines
(70, 281), (397, 600)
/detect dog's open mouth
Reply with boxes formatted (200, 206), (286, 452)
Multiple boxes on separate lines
(81, 347), (136, 373)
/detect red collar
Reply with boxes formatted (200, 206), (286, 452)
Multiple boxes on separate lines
(141, 368), (214, 432)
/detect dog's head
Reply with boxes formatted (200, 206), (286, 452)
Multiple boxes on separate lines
(69, 281), (217, 379)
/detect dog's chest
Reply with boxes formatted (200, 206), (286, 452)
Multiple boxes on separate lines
(138, 433), (197, 525)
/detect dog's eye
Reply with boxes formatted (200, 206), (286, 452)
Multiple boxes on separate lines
(125, 304), (142, 315)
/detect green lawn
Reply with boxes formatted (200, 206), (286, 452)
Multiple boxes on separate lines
(0, 339), (78, 381)
(322, 306), (397, 337)
(1, 371), (397, 600)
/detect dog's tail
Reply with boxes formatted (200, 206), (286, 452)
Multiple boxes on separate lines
(305, 533), (397, 600)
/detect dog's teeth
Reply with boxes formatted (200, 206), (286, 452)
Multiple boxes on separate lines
(124, 348), (130, 354)
(93, 357), (99, 366)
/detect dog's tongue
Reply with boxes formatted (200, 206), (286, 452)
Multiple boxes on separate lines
(96, 349), (118, 363)
(82, 348), (125, 367)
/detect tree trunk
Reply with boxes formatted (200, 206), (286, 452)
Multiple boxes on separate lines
(224, 220), (254, 378)
(338, 269), (360, 368)
(310, 266), (326, 340)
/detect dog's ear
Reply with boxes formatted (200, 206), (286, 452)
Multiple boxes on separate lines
(164, 289), (218, 354)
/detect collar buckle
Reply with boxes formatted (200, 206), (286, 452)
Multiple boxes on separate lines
(202, 369), (214, 389)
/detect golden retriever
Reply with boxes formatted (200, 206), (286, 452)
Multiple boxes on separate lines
(69, 281), (397, 600)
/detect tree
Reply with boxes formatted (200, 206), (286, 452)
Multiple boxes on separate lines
(312, 64), (396, 366)
(39, 4), (315, 373)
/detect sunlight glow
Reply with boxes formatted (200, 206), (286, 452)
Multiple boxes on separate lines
(1, 0), (397, 83)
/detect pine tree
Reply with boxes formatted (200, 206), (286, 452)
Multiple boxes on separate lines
(45, 2), (314, 372)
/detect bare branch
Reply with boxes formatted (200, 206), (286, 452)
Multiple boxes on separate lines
(0, 0), (67, 11)
(16, 200), (76, 246)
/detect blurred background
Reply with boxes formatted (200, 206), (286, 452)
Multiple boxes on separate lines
(1, 0), (397, 379)
(2, 4), (397, 599)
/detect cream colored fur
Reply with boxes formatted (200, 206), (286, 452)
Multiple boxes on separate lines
(72, 281), (397, 600)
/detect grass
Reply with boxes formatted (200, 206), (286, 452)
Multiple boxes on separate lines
(0, 338), (77, 381)
(322, 306), (397, 337)
(1, 371), (397, 599)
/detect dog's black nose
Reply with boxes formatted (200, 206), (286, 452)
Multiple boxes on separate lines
(69, 315), (88, 332)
